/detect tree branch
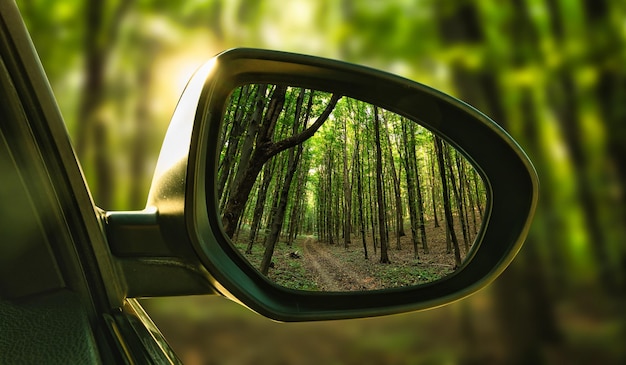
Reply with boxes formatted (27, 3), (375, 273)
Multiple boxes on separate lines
(267, 93), (342, 158)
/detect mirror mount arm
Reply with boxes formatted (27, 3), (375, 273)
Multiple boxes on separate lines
(106, 208), (167, 256)
(104, 209), (218, 298)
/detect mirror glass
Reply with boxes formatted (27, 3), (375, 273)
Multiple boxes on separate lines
(216, 84), (486, 292)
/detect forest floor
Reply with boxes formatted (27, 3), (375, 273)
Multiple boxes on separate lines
(233, 218), (479, 291)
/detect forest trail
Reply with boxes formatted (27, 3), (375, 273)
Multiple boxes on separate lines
(301, 237), (377, 291)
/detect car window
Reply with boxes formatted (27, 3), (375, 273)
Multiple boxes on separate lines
(0, 58), (64, 298)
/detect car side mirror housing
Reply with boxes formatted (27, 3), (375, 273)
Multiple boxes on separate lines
(106, 48), (537, 321)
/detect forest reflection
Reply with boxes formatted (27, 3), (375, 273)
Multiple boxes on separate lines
(217, 84), (486, 291)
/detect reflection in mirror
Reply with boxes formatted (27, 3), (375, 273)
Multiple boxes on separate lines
(217, 84), (486, 292)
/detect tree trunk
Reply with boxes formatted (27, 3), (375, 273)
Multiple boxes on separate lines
(410, 124), (428, 253)
(259, 88), (309, 274)
(355, 132), (368, 260)
(342, 116), (352, 248)
(245, 157), (277, 254)
(218, 85), (253, 201)
(374, 107), (391, 264)
(381, 113), (405, 247)
(429, 148), (440, 228)
(260, 142), (303, 275)
(435, 136), (461, 267)
(401, 121), (420, 259)
(445, 146), (469, 252)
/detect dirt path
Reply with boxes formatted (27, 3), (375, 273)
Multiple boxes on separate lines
(301, 238), (377, 291)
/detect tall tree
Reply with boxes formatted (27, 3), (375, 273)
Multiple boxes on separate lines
(354, 122), (368, 259)
(381, 112), (405, 250)
(374, 106), (391, 264)
(402, 121), (428, 257)
(411, 125), (428, 253)
(342, 113), (352, 248)
(434, 136), (461, 267)
(429, 148), (440, 228)
(401, 121), (419, 258)
(445, 146), (469, 252)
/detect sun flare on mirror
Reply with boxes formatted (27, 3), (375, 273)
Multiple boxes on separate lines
(216, 84), (486, 292)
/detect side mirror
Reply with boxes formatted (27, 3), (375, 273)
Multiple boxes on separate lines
(106, 49), (538, 321)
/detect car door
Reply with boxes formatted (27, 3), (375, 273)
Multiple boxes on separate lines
(0, 1), (179, 363)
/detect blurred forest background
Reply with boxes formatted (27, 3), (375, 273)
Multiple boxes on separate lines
(17, 0), (625, 364)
